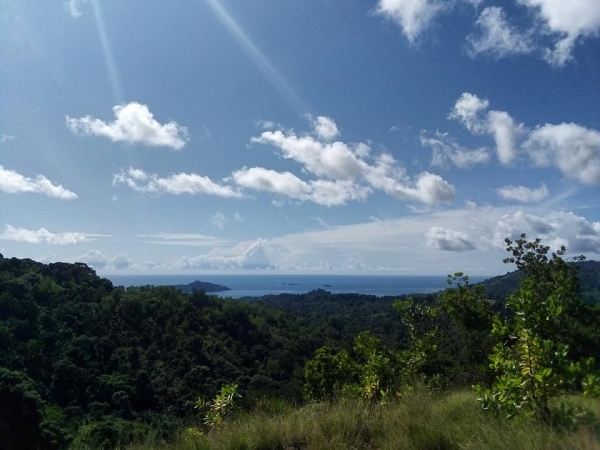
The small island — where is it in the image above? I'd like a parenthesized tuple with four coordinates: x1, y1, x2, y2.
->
(172, 280, 231, 293)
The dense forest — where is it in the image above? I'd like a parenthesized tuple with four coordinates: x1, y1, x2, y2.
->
(1, 239, 600, 449)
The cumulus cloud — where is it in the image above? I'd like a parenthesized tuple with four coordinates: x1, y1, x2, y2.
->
(426, 227, 476, 251)
(174, 238, 273, 270)
(113, 168, 243, 197)
(494, 210, 600, 254)
(66, 102, 189, 150)
(448, 94, 600, 180)
(392, 172, 456, 204)
(232, 167, 371, 207)
(466, 7, 534, 59)
(312, 116, 340, 141)
(496, 183, 549, 203)
(519, 0, 600, 67)
(422, 131, 490, 169)
(487, 110, 526, 165)
(74, 250, 134, 271)
(450, 93, 525, 164)
(448, 92, 490, 134)
(252, 130, 369, 180)
(0, 225, 91, 245)
(374, 0, 447, 43)
(522, 123, 600, 185)
(0, 165, 78, 200)
(251, 122, 455, 205)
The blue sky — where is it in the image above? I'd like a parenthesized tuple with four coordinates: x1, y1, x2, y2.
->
(1, 0, 599, 275)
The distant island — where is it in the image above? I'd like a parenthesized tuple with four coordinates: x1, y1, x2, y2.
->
(172, 280, 231, 293)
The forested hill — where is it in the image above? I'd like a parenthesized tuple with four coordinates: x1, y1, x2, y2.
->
(480, 260, 600, 304)
(0, 255, 324, 449)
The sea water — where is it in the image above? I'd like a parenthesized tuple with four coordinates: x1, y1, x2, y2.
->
(105, 274, 488, 299)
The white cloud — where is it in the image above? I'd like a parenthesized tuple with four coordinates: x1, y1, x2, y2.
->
(422, 131, 491, 169)
(392, 172, 455, 204)
(426, 226, 476, 251)
(211, 212, 226, 229)
(496, 183, 549, 203)
(232, 167, 371, 207)
(113, 168, 243, 197)
(0, 225, 89, 245)
(252, 130, 368, 180)
(234, 212, 244, 221)
(140, 233, 232, 247)
(112, 253, 133, 270)
(66, 0, 86, 18)
(74, 250, 134, 271)
(66, 102, 189, 150)
(252, 122, 455, 205)
(487, 110, 525, 165)
(374, 0, 447, 43)
(449, 94, 600, 178)
(448, 92, 489, 134)
(0, 134, 16, 143)
(466, 7, 534, 59)
(494, 209, 600, 254)
(522, 123, 600, 185)
(0, 165, 78, 200)
(174, 238, 274, 270)
(267, 205, 600, 273)
(38, 252, 58, 263)
(450, 93, 525, 164)
(312, 116, 340, 141)
(518, 0, 600, 67)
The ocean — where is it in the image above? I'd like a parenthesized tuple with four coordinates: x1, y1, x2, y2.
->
(104, 274, 488, 299)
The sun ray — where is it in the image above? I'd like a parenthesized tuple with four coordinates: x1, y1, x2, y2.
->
(205, 0, 310, 114)
(91, 0, 123, 105)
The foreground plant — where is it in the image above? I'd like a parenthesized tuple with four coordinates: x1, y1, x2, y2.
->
(474, 235, 600, 425)
(195, 383, 240, 430)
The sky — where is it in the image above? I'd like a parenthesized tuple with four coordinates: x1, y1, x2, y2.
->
(0, 0, 599, 275)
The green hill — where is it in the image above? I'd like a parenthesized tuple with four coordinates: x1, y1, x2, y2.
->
(480, 260, 600, 304)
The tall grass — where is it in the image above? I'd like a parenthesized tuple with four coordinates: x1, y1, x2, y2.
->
(128, 390, 600, 450)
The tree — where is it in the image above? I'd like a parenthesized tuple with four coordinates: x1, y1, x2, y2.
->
(0, 368, 52, 450)
(439, 273, 494, 381)
(474, 235, 599, 424)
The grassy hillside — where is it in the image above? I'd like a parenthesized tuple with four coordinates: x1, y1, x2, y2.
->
(129, 391, 600, 450)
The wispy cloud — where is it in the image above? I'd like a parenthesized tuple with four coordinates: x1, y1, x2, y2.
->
(211, 212, 226, 229)
(66, 0, 87, 18)
(0, 224, 108, 245)
(496, 183, 549, 203)
(140, 233, 232, 247)
(466, 7, 534, 59)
